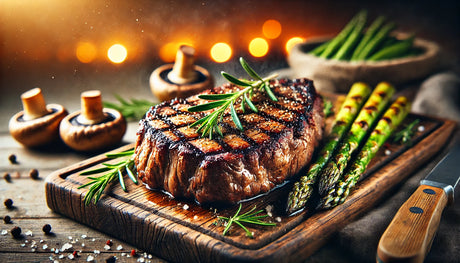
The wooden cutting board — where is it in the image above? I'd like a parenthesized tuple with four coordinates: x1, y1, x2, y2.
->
(45, 103, 456, 263)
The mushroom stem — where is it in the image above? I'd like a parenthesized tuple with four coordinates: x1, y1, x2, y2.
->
(167, 45, 198, 84)
(77, 90, 106, 125)
(21, 88, 50, 121)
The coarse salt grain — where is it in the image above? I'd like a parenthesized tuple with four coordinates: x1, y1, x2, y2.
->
(385, 149, 392, 156)
(87, 255, 94, 262)
(68, 236, 73, 240)
(1, 230, 7, 235)
(59, 254, 64, 259)
(275, 217, 282, 223)
(93, 250, 100, 254)
(193, 215, 198, 220)
(116, 245, 123, 250)
(81, 234, 87, 239)
(68, 253, 75, 260)
(61, 243, 73, 251)
(418, 125, 425, 132)
(183, 204, 189, 210)
(25, 230, 33, 236)
(104, 244, 111, 250)
(137, 257, 145, 262)
(43, 244, 48, 250)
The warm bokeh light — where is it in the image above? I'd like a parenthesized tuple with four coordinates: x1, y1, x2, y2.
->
(107, 44, 127, 64)
(76, 42, 97, 63)
(248, 38, 269, 57)
(210, 42, 232, 63)
(262, 19, 282, 39)
(159, 41, 194, 63)
(285, 37, 305, 54)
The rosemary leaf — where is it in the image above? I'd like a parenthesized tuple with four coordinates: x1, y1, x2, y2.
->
(187, 100, 228, 112)
(230, 103, 243, 131)
(80, 167, 111, 175)
(221, 72, 252, 87)
(244, 94, 258, 112)
(198, 93, 237, 100)
(240, 57, 263, 81)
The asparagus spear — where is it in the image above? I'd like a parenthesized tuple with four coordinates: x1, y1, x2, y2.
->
(286, 82, 372, 214)
(319, 10, 367, 59)
(320, 96, 411, 209)
(332, 11, 368, 60)
(350, 16, 386, 61)
(317, 82, 395, 196)
(354, 22, 396, 60)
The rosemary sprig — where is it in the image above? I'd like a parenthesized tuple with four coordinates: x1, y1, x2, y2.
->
(392, 119, 420, 145)
(188, 57, 278, 138)
(79, 149, 137, 205)
(103, 95, 154, 120)
(217, 203, 276, 238)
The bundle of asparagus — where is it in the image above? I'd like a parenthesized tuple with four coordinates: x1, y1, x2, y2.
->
(310, 10, 418, 61)
(286, 82, 410, 214)
(319, 96, 411, 209)
(318, 82, 395, 196)
(287, 82, 372, 214)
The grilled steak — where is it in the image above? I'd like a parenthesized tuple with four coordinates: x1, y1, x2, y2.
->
(134, 78, 324, 204)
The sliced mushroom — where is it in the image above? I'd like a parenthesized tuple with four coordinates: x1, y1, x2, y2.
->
(59, 90, 126, 152)
(9, 88, 68, 148)
(150, 45, 214, 101)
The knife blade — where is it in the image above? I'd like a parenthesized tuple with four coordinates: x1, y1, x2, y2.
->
(377, 143, 460, 263)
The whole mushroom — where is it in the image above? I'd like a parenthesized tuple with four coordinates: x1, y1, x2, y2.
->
(59, 90, 126, 152)
(9, 88, 68, 148)
(150, 45, 214, 101)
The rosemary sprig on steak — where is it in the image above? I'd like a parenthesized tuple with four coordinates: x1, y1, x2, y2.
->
(286, 82, 372, 214)
(320, 96, 410, 209)
(317, 82, 395, 196)
(217, 203, 276, 238)
(188, 57, 278, 138)
(79, 149, 137, 205)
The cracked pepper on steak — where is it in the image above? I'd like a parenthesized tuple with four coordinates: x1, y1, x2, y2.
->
(134, 78, 324, 204)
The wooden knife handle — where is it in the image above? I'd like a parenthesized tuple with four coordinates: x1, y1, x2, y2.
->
(377, 185, 448, 263)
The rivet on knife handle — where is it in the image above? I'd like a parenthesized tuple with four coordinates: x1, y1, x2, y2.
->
(376, 185, 448, 263)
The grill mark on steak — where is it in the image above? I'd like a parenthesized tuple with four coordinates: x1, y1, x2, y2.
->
(135, 78, 324, 204)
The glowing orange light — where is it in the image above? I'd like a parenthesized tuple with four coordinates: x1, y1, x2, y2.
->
(107, 44, 127, 64)
(159, 41, 194, 62)
(248, 38, 269, 57)
(285, 37, 305, 54)
(76, 42, 97, 63)
(210, 42, 232, 63)
(262, 19, 282, 39)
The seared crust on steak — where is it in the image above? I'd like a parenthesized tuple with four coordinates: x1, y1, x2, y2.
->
(134, 78, 324, 204)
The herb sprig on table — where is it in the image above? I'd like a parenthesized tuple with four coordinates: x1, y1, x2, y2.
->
(79, 148, 136, 205)
(103, 95, 155, 121)
(188, 57, 278, 139)
(216, 203, 276, 238)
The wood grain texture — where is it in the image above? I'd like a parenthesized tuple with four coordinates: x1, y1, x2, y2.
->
(44, 111, 456, 263)
(377, 185, 448, 263)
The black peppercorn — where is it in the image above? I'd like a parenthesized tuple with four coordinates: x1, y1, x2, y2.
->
(3, 215, 11, 224)
(11, 226, 21, 238)
(29, 169, 39, 180)
(105, 255, 116, 263)
(8, 154, 17, 164)
(3, 173, 11, 182)
(42, 224, 52, 234)
(4, 199, 13, 209)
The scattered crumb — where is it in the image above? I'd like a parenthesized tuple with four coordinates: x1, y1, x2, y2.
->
(418, 125, 425, 132)
(183, 204, 189, 210)
(275, 217, 282, 223)
(385, 149, 392, 156)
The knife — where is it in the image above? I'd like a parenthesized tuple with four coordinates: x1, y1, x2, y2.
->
(377, 143, 460, 263)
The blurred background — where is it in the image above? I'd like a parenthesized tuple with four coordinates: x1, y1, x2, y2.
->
(1, 0, 459, 131)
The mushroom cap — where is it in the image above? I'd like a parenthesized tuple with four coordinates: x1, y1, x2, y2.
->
(9, 104, 68, 148)
(149, 64, 214, 102)
(59, 108, 127, 152)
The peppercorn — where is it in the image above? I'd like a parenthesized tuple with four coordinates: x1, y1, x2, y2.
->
(72, 251, 78, 258)
(106, 239, 113, 246)
(42, 224, 52, 234)
(29, 169, 39, 180)
(11, 226, 21, 238)
(105, 255, 116, 263)
(4, 199, 13, 209)
(8, 154, 17, 164)
(3, 173, 11, 182)
(3, 215, 11, 224)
